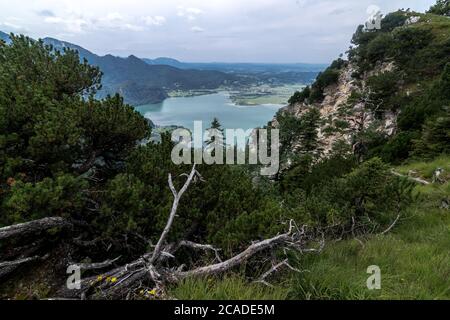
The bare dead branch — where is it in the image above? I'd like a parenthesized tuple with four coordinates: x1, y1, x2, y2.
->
(70, 256, 121, 271)
(174, 230, 294, 279)
(255, 259, 305, 287)
(381, 213, 401, 235)
(391, 170, 430, 185)
(0, 256, 41, 268)
(259, 259, 289, 281)
(0, 255, 49, 279)
(150, 164, 197, 265)
(179, 240, 222, 262)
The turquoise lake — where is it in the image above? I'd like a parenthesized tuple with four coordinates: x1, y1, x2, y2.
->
(135, 92, 283, 131)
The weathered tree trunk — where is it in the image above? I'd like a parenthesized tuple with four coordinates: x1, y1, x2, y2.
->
(174, 232, 293, 279)
(66, 163, 314, 300)
(0, 217, 69, 240)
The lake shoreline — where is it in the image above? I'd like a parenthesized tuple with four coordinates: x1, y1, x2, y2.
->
(135, 91, 283, 132)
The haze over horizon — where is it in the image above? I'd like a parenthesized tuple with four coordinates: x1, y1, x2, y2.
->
(0, 0, 436, 64)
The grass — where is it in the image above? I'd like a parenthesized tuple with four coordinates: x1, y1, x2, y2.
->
(396, 155, 450, 180)
(288, 157, 450, 300)
(171, 157, 450, 300)
(417, 13, 450, 43)
(288, 206, 450, 300)
(169, 276, 289, 300)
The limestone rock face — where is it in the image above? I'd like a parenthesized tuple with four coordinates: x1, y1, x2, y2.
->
(272, 61, 399, 156)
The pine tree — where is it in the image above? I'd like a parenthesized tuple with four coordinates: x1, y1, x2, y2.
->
(298, 108, 322, 157)
(205, 117, 225, 146)
(0, 34, 149, 226)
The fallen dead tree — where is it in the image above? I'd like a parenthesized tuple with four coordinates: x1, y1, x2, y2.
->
(62, 164, 321, 300)
(391, 170, 430, 185)
(0, 256, 43, 268)
(0, 218, 70, 280)
(0, 245, 50, 280)
(0, 256, 44, 279)
(0, 217, 69, 240)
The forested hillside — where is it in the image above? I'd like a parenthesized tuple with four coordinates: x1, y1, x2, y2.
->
(0, 2, 448, 300)
(281, 10, 450, 165)
(43, 38, 236, 105)
(0, 35, 235, 105)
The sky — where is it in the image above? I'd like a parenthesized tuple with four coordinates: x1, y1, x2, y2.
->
(0, 0, 437, 63)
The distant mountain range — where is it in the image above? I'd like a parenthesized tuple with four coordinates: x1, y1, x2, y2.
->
(2, 32, 236, 105)
(42, 38, 236, 105)
(1, 31, 324, 105)
(0, 31, 11, 44)
(143, 57, 328, 73)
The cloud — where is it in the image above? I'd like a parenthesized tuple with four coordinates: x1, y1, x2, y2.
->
(43, 12, 146, 33)
(186, 8, 204, 15)
(0, 17, 28, 33)
(0, 0, 437, 62)
(97, 13, 144, 31)
(295, 0, 309, 8)
(102, 12, 124, 23)
(191, 26, 204, 33)
(177, 6, 204, 21)
(44, 16, 89, 33)
(36, 10, 55, 17)
(0, 21, 22, 31)
(122, 23, 144, 31)
(329, 7, 348, 15)
(143, 16, 166, 26)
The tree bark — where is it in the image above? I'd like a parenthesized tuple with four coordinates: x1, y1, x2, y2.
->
(0, 217, 69, 240)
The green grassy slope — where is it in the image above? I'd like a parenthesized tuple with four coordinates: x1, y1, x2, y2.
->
(171, 157, 450, 300)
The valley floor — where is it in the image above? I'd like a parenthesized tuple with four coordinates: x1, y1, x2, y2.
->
(168, 84, 306, 106)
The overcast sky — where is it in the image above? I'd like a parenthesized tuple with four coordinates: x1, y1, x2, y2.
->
(0, 0, 436, 63)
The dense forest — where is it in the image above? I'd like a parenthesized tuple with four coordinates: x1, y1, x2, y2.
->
(0, 1, 449, 299)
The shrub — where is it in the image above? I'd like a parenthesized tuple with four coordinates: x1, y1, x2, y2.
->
(428, 0, 450, 16)
(380, 11, 409, 32)
(379, 131, 418, 164)
(391, 28, 434, 66)
(1, 174, 88, 226)
(303, 158, 415, 229)
(288, 86, 311, 105)
(366, 71, 404, 112)
(413, 114, 450, 159)
(289, 59, 343, 104)
(366, 33, 394, 62)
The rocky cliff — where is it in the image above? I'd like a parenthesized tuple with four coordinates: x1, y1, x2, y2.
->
(273, 61, 398, 156)
(273, 10, 449, 160)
